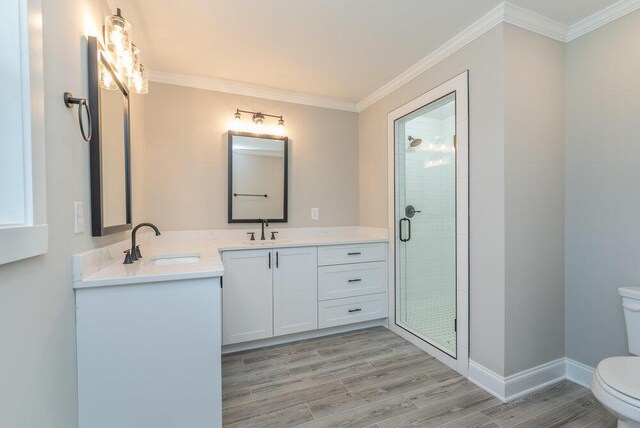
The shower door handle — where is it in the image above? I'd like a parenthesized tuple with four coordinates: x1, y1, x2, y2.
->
(399, 218, 411, 242)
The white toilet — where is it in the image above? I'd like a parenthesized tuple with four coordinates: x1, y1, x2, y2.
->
(592, 287, 640, 428)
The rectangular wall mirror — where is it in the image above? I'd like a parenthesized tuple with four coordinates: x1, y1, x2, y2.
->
(87, 36, 132, 236)
(228, 131, 288, 223)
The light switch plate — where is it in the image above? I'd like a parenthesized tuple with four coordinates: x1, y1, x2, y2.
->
(311, 208, 319, 220)
(74, 201, 84, 234)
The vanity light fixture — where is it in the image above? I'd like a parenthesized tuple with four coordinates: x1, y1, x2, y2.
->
(102, 8, 148, 95)
(229, 109, 286, 136)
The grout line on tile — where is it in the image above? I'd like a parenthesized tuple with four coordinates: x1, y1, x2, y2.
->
(305, 402, 316, 421)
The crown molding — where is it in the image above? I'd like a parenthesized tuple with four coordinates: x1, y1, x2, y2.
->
(358, 2, 571, 111)
(148, 70, 359, 112)
(567, 0, 640, 41)
(357, 2, 505, 112)
(359, 0, 640, 111)
(503, 2, 568, 42)
(143, 1, 640, 113)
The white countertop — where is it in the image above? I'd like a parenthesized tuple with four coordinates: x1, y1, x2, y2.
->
(73, 227, 388, 289)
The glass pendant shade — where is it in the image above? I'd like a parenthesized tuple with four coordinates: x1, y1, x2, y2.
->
(99, 61, 118, 90)
(129, 64, 148, 94)
(104, 9, 132, 59)
(117, 46, 135, 77)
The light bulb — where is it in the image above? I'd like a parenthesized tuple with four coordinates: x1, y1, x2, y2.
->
(232, 112, 242, 130)
(105, 9, 132, 61)
(99, 62, 118, 90)
(128, 64, 148, 94)
(275, 117, 286, 136)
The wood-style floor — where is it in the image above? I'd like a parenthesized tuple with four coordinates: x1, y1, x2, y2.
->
(222, 327, 615, 428)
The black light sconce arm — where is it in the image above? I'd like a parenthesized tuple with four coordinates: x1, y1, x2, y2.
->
(64, 92, 92, 142)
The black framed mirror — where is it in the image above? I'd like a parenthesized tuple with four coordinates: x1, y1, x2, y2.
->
(87, 36, 132, 236)
(228, 131, 288, 223)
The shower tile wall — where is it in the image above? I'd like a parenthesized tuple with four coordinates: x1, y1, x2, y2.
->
(401, 117, 456, 301)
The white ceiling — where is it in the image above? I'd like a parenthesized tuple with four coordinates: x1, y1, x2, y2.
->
(510, 0, 617, 24)
(116, 0, 622, 104)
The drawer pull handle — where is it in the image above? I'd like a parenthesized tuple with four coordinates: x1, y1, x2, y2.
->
(348, 278, 362, 283)
(348, 308, 362, 313)
(348, 252, 362, 256)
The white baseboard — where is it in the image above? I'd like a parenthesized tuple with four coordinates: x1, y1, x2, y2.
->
(222, 318, 387, 354)
(566, 358, 596, 388)
(469, 358, 584, 402)
(469, 360, 509, 401)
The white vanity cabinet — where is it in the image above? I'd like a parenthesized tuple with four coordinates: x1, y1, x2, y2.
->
(222, 246, 318, 345)
(222, 249, 274, 345)
(75, 277, 222, 428)
(317, 243, 388, 329)
(273, 247, 318, 336)
(222, 241, 388, 347)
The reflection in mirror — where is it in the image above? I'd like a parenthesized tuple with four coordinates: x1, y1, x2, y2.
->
(228, 132, 288, 223)
(100, 77, 127, 227)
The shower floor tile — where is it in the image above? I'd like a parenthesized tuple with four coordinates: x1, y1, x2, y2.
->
(403, 293, 456, 353)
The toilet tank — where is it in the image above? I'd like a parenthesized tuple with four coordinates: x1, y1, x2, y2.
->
(619, 287, 640, 355)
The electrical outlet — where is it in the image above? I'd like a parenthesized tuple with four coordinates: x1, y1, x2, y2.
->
(74, 201, 84, 234)
(311, 208, 319, 220)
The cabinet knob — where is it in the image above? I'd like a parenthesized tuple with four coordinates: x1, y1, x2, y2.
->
(348, 278, 362, 283)
(348, 252, 362, 256)
(348, 308, 362, 313)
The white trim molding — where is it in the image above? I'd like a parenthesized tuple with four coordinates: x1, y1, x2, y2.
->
(470, 358, 597, 402)
(503, 2, 568, 42)
(357, 2, 570, 111)
(358, 4, 504, 111)
(566, 358, 596, 388)
(386, 71, 470, 377)
(470, 358, 569, 402)
(145, 1, 640, 113)
(148, 70, 359, 113)
(567, 0, 640, 41)
(0, 0, 48, 266)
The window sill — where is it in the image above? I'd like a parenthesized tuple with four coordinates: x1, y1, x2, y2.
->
(0, 224, 48, 265)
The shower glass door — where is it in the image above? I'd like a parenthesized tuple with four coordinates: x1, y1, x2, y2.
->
(395, 92, 457, 357)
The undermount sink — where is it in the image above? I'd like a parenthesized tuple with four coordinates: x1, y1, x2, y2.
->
(242, 240, 291, 245)
(151, 255, 201, 266)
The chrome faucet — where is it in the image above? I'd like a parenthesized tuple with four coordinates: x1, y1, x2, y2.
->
(127, 222, 161, 263)
(260, 219, 269, 240)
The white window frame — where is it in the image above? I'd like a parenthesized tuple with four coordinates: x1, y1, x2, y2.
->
(0, 0, 47, 265)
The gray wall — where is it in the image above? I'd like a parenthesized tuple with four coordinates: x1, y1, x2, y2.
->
(565, 10, 640, 368)
(143, 83, 359, 230)
(359, 25, 508, 375)
(359, 24, 567, 376)
(0, 0, 146, 427)
(504, 24, 566, 375)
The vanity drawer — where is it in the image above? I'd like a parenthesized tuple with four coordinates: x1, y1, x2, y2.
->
(317, 243, 386, 266)
(318, 293, 387, 329)
(318, 262, 386, 301)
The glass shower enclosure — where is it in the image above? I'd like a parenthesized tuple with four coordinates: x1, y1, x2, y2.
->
(395, 92, 458, 357)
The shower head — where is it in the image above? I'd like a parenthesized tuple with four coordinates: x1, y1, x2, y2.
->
(408, 136, 422, 147)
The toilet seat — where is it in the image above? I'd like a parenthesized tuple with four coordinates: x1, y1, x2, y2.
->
(592, 357, 640, 427)
(597, 357, 640, 402)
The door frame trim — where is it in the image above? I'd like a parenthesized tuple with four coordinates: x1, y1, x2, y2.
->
(386, 70, 470, 376)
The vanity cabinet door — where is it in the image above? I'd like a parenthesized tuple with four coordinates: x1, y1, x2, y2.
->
(273, 247, 318, 336)
(222, 249, 273, 345)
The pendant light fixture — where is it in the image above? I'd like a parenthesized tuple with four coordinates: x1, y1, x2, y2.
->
(104, 9, 131, 63)
(101, 8, 148, 95)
